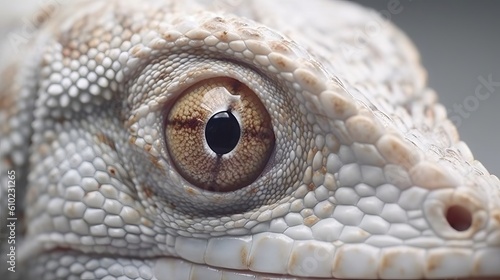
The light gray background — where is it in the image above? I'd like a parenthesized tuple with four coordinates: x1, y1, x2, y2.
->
(352, 0, 500, 175)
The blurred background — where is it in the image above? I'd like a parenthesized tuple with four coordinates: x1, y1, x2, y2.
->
(352, 0, 500, 175)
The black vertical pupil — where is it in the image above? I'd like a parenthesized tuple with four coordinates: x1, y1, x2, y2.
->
(205, 110, 241, 155)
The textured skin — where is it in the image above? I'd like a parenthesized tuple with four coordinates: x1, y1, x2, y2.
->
(1, 0, 500, 279)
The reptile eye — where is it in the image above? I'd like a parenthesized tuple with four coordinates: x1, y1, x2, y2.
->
(165, 77, 275, 192)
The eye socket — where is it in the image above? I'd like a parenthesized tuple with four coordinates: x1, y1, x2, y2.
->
(165, 77, 275, 192)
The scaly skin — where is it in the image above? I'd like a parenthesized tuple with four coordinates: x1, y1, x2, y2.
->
(1, 0, 500, 279)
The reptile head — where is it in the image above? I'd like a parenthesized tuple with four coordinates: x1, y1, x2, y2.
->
(1, 0, 499, 279)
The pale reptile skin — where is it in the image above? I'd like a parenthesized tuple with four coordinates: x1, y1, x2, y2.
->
(1, 0, 500, 279)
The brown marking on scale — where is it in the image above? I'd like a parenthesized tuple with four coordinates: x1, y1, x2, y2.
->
(142, 184, 154, 198)
(161, 32, 175, 41)
(240, 28, 262, 39)
(380, 250, 422, 277)
(321, 203, 334, 215)
(90, 25, 105, 39)
(269, 41, 291, 54)
(249, 187, 258, 195)
(64, 202, 80, 218)
(128, 125, 137, 135)
(37, 143, 50, 157)
(161, 32, 179, 42)
(130, 45, 149, 59)
(425, 106, 436, 124)
(87, 37, 101, 49)
(107, 166, 117, 176)
(125, 114, 139, 128)
(307, 182, 316, 191)
(93, 52, 106, 65)
(149, 155, 164, 171)
(493, 210, 500, 225)
(289, 251, 297, 271)
(311, 146, 319, 155)
(166, 202, 175, 210)
(332, 248, 343, 272)
(96, 132, 116, 151)
(131, 41, 150, 58)
(320, 166, 327, 175)
(100, 32, 113, 45)
(186, 187, 197, 196)
(202, 17, 227, 32)
(216, 30, 230, 42)
(307, 146, 319, 163)
(331, 94, 351, 117)
(380, 252, 391, 272)
(141, 218, 154, 228)
(212, 193, 225, 203)
(144, 144, 152, 152)
(359, 229, 370, 238)
(297, 70, 319, 90)
(273, 55, 288, 69)
(246, 253, 254, 268)
(426, 252, 442, 272)
(154, 70, 170, 84)
(304, 215, 319, 226)
(383, 136, 417, 169)
(453, 190, 481, 207)
(129, 136, 137, 145)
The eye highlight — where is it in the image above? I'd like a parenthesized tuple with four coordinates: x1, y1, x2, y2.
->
(165, 77, 275, 192)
